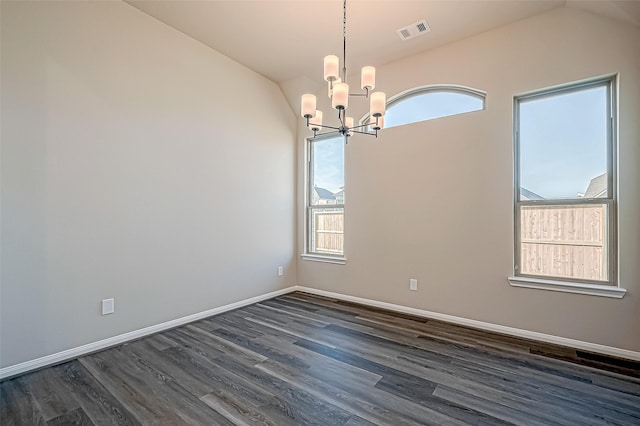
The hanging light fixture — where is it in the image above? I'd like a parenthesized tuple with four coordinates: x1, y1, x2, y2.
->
(300, 0, 386, 143)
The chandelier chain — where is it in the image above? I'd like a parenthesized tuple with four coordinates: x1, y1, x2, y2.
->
(342, 0, 347, 82)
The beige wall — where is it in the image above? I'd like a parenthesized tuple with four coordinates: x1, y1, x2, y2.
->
(1, 1, 297, 367)
(297, 7, 640, 352)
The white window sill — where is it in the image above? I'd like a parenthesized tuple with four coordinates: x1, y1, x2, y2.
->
(300, 254, 347, 265)
(508, 276, 626, 299)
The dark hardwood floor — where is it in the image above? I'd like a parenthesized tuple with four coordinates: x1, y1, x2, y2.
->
(2, 291, 639, 425)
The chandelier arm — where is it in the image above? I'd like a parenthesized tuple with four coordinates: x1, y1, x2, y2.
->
(311, 129, 344, 139)
(310, 122, 374, 133)
(348, 87, 371, 98)
(310, 128, 377, 140)
(315, 124, 344, 132)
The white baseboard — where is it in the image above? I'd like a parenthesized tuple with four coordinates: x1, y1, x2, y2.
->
(294, 286, 640, 362)
(0, 287, 297, 381)
(2, 284, 638, 381)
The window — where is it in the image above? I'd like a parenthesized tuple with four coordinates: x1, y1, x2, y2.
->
(306, 135, 345, 259)
(361, 85, 485, 129)
(513, 76, 617, 289)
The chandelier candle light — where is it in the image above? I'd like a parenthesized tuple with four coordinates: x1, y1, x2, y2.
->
(301, 0, 386, 143)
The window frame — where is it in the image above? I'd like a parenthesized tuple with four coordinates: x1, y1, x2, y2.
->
(359, 84, 486, 128)
(302, 135, 346, 264)
(511, 75, 622, 296)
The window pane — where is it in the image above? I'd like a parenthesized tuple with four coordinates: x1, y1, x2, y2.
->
(308, 135, 345, 256)
(519, 204, 608, 281)
(384, 91, 483, 128)
(309, 207, 344, 255)
(310, 136, 344, 206)
(519, 86, 608, 200)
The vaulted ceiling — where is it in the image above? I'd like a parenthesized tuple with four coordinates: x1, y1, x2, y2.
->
(125, 0, 640, 107)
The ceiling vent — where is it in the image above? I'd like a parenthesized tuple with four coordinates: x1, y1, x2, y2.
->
(397, 19, 431, 41)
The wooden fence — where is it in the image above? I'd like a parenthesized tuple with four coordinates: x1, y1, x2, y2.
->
(311, 204, 607, 281)
(520, 204, 607, 281)
(313, 211, 344, 254)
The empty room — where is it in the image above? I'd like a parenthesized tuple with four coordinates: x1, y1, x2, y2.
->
(1, 0, 639, 424)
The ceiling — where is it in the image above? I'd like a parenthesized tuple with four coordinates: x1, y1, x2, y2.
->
(125, 0, 640, 105)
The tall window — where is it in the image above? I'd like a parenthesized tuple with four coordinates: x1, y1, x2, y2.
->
(514, 76, 616, 284)
(307, 135, 344, 257)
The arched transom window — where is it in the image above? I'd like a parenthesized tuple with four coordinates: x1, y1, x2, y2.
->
(362, 85, 486, 129)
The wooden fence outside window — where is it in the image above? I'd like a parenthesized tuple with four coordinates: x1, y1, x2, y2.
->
(313, 211, 344, 254)
(520, 204, 607, 281)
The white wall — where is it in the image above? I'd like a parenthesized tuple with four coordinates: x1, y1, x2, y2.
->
(1, 0, 296, 368)
(297, 7, 640, 352)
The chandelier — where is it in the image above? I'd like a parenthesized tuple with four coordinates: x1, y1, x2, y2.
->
(300, 0, 386, 142)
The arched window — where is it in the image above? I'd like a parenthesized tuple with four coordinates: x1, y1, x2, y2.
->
(361, 85, 486, 129)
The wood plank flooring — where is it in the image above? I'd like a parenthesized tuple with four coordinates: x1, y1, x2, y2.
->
(2, 291, 640, 425)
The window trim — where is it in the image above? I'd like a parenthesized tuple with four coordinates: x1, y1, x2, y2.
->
(359, 84, 486, 127)
(510, 74, 623, 297)
(303, 135, 346, 262)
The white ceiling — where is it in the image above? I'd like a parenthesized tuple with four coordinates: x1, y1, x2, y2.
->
(125, 0, 640, 106)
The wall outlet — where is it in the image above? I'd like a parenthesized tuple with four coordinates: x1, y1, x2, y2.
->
(409, 279, 418, 291)
(278, 266, 284, 276)
(101, 298, 115, 315)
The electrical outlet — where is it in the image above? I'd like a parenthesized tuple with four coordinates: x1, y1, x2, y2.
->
(278, 266, 284, 276)
(409, 279, 418, 291)
(101, 298, 115, 315)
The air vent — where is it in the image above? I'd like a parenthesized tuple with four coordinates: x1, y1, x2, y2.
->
(397, 19, 431, 41)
